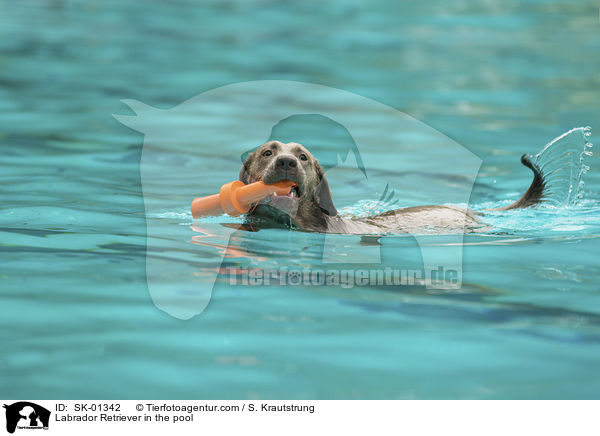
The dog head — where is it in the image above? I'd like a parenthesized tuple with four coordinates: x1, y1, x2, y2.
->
(239, 141, 337, 230)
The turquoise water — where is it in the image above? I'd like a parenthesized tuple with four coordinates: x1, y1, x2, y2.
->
(1, 1, 600, 399)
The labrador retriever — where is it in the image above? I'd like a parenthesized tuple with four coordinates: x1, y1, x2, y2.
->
(239, 141, 543, 234)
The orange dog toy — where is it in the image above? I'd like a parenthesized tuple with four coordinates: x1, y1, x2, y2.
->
(191, 180, 297, 218)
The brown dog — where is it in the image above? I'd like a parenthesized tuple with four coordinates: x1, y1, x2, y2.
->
(239, 141, 542, 234)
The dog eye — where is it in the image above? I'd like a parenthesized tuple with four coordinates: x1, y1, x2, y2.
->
(299, 154, 308, 161)
(262, 150, 272, 157)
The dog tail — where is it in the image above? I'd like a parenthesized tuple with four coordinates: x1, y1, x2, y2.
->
(488, 127, 593, 211)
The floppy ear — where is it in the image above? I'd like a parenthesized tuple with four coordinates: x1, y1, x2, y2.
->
(239, 153, 254, 184)
(314, 163, 338, 216)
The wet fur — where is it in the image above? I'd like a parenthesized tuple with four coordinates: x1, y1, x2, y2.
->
(485, 154, 545, 211)
(240, 141, 543, 234)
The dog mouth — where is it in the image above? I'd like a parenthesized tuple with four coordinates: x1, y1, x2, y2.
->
(262, 182, 302, 204)
(251, 175, 304, 216)
(261, 173, 303, 200)
(273, 184, 301, 198)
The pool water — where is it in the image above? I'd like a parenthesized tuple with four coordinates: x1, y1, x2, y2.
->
(1, 0, 600, 399)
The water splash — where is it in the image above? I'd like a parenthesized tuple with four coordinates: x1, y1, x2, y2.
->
(525, 126, 593, 207)
(338, 199, 396, 218)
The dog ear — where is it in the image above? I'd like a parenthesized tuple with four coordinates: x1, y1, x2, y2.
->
(314, 163, 338, 216)
(239, 153, 254, 184)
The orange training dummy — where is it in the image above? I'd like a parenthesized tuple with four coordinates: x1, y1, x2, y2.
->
(191, 180, 297, 218)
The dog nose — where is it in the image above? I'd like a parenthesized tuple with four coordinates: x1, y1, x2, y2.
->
(275, 156, 297, 170)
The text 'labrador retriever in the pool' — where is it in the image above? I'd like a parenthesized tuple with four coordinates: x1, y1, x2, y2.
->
(237, 140, 552, 234)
